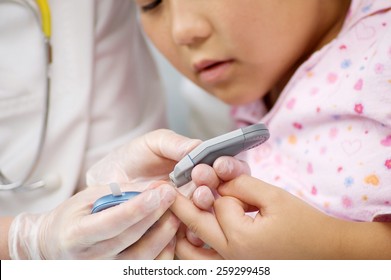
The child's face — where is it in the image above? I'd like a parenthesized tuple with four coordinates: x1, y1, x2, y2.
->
(136, 0, 349, 105)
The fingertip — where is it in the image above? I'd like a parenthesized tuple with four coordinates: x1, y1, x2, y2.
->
(192, 164, 219, 189)
(142, 188, 162, 212)
(193, 186, 214, 210)
(141, 183, 176, 213)
(214, 157, 234, 176)
(159, 183, 178, 205)
(213, 157, 251, 180)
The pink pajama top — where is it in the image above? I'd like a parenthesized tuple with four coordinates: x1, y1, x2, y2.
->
(232, 0, 391, 222)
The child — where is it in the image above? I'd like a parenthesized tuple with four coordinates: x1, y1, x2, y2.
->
(135, 0, 391, 259)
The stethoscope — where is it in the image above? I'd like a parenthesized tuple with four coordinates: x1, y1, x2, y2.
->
(0, 0, 52, 191)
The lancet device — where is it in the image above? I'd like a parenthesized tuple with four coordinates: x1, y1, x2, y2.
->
(169, 123, 270, 187)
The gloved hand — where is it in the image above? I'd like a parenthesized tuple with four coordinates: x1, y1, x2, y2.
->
(8, 182, 178, 259)
(84, 129, 202, 258)
(87, 129, 201, 197)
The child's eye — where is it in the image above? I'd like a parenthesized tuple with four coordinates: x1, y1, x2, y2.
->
(141, 0, 162, 12)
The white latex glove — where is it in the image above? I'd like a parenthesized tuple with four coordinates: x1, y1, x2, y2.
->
(8, 182, 178, 259)
(87, 129, 202, 197)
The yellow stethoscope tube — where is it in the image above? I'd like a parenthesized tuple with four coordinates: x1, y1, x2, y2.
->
(35, 0, 51, 39)
(0, 0, 53, 190)
(36, 0, 52, 63)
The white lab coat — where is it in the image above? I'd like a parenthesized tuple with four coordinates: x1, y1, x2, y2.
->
(0, 0, 166, 215)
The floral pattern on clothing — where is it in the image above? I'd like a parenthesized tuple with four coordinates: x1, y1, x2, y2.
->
(231, 0, 391, 221)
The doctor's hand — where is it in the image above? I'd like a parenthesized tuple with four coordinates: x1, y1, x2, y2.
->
(87, 129, 201, 197)
(171, 175, 340, 260)
(8, 182, 179, 259)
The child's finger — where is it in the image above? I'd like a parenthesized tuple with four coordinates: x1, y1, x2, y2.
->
(213, 156, 251, 181)
(213, 196, 255, 239)
(218, 175, 279, 212)
(192, 164, 221, 190)
(170, 189, 228, 252)
(176, 225, 223, 260)
(192, 185, 215, 210)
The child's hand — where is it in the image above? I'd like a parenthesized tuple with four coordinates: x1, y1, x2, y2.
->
(191, 156, 251, 209)
(171, 174, 341, 259)
(187, 156, 251, 246)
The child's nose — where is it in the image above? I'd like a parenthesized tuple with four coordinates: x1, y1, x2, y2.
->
(171, 2, 212, 46)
